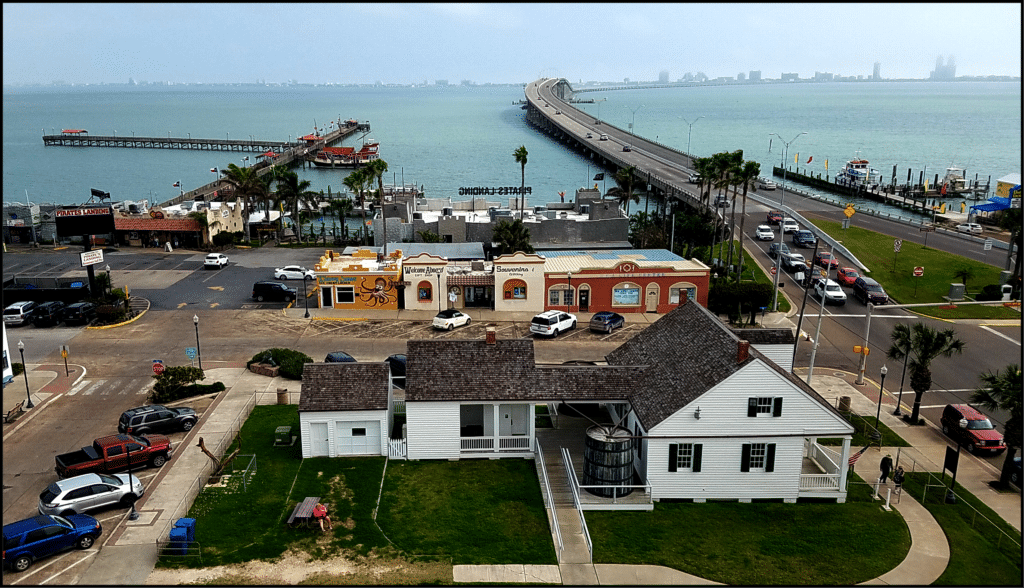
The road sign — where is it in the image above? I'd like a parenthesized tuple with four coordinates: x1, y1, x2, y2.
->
(984, 239, 993, 251)
(59, 345, 69, 358)
(185, 347, 197, 360)
(844, 205, 855, 218)
(770, 266, 777, 276)
(913, 266, 924, 277)
(894, 239, 902, 252)
(153, 362, 165, 375)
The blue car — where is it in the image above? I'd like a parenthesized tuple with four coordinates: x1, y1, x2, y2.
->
(589, 311, 625, 334)
(3, 514, 102, 572)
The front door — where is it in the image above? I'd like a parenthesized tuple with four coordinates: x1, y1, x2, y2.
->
(579, 288, 590, 312)
(646, 285, 659, 312)
(310, 422, 329, 456)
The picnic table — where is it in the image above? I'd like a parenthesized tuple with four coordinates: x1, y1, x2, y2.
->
(287, 496, 328, 528)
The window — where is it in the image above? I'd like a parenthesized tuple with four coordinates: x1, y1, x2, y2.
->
(669, 286, 697, 304)
(352, 428, 366, 436)
(613, 287, 640, 305)
(740, 443, 776, 472)
(563, 289, 574, 306)
(549, 289, 560, 306)
(336, 286, 355, 304)
(748, 397, 783, 417)
(106, 445, 124, 456)
(668, 443, 702, 472)
(418, 281, 432, 302)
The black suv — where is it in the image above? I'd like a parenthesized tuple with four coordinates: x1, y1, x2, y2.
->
(852, 276, 888, 305)
(62, 302, 98, 325)
(251, 281, 297, 302)
(792, 230, 817, 248)
(31, 301, 67, 327)
(118, 405, 198, 435)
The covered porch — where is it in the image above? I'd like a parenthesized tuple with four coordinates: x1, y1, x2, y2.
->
(459, 402, 534, 458)
(799, 437, 851, 502)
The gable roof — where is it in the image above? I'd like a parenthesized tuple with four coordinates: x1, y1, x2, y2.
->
(299, 363, 390, 412)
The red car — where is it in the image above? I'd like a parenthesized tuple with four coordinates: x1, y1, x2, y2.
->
(766, 211, 784, 225)
(814, 251, 840, 269)
(837, 267, 860, 287)
(941, 404, 1006, 455)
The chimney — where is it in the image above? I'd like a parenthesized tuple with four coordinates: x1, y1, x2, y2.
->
(737, 340, 750, 364)
(679, 289, 689, 306)
(485, 327, 497, 345)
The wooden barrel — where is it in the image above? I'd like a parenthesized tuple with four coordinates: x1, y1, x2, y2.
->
(582, 425, 634, 498)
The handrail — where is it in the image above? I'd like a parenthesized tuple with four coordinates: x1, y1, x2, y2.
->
(561, 447, 593, 560)
(535, 441, 563, 560)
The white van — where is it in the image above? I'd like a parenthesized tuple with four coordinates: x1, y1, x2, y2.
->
(758, 179, 777, 190)
(599, 134, 609, 141)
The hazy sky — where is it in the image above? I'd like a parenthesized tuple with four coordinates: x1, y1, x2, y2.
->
(3, 3, 1020, 85)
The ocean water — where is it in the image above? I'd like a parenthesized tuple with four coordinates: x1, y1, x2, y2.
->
(3, 82, 1019, 215)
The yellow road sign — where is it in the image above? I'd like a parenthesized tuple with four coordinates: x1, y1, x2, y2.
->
(844, 206, 855, 218)
(853, 345, 870, 355)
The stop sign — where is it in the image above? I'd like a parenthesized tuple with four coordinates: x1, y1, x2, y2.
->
(153, 362, 165, 375)
(913, 267, 924, 277)
(770, 266, 778, 276)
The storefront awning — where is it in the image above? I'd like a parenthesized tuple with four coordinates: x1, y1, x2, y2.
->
(447, 274, 494, 286)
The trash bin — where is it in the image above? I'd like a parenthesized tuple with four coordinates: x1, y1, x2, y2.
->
(168, 527, 189, 555)
(838, 396, 851, 412)
(174, 518, 196, 542)
(277, 388, 289, 405)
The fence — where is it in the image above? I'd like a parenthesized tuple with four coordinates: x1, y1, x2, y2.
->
(535, 440, 563, 561)
(388, 438, 407, 459)
(561, 448, 593, 561)
(155, 538, 202, 563)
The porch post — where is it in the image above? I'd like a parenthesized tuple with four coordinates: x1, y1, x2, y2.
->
(528, 403, 535, 451)
(493, 403, 501, 453)
(838, 437, 852, 493)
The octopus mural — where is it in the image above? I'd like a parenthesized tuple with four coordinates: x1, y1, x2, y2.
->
(358, 277, 396, 307)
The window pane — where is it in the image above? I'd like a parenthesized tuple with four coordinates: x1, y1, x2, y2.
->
(677, 443, 694, 469)
(563, 289, 574, 306)
(613, 288, 640, 305)
(549, 290, 560, 305)
(756, 397, 773, 414)
(749, 443, 767, 469)
(337, 286, 355, 304)
(670, 288, 680, 303)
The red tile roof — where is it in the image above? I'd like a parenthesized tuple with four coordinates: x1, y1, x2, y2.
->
(114, 217, 202, 232)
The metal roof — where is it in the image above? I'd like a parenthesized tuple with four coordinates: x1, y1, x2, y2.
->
(387, 242, 485, 260)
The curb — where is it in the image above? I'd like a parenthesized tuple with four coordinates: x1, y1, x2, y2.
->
(86, 298, 150, 330)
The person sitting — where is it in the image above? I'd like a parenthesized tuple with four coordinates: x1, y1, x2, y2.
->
(312, 502, 332, 532)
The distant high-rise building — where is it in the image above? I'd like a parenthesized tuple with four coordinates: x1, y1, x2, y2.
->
(737, 72, 746, 81)
(659, 70, 669, 83)
(781, 72, 799, 81)
(873, 62, 881, 81)
(930, 56, 956, 80)
(749, 70, 761, 81)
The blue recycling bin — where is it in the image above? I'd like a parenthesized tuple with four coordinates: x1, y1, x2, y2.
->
(174, 518, 196, 542)
(168, 527, 189, 555)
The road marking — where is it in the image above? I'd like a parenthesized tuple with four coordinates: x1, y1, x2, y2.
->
(65, 380, 92, 396)
(207, 285, 224, 291)
(817, 314, 920, 319)
(210, 302, 220, 308)
(80, 380, 106, 396)
(37, 550, 98, 585)
(981, 325, 1021, 346)
(177, 302, 188, 308)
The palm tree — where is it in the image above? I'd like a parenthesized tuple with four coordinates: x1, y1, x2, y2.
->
(492, 218, 534, 256)
(996, 207, 1022, 277)
(219, 163, 269, 242)
(607, 166, 640, 215)
(274, 169, 313, 242)
(970, 364, 1021, 485)
(732, 160, 761, 280)
(365, 159, 389, 248)
(343, 168, 371, 245)
(886, 322, 966, 424)
(693, 157, 715, 207)
(514, 146, 528, 219)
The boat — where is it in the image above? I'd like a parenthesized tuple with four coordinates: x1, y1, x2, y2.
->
(309, 142, 380, 168)
(940, 167, 968, 194)
(835, 157, 882, 187)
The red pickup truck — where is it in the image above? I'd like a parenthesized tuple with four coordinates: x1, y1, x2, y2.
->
(54, 434, 173, 479)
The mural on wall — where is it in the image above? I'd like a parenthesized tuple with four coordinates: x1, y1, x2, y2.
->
(358, 277, 396, 307)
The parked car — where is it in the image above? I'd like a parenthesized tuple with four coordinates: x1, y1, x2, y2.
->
(836, 267, 860, 287)
(782, 253, 808, 273)
(589, 311, 625, 334)
(251, 281, 297, 303)
(530, 310, 577, 337)
(955, 222, 983, 235)
(30, 301, 66, 327)
(715, 195, 731, 208)
(814, 251, 840, 269)
(38, 473, 144, 516)
(204, 253, 229, 269)
(385, 354, 406, 388)
(940, 404, 1006, 455)
(118, 405, 198, 435)
(781, 218, 800, 233)
(754, 225, 775, 241)
(758, 179, 777, 190)
(274, 265, 315, 280)
(4, 301, 38, 326)
(792, 230, 817, 248)
(324, 351, 356, 363)
(54, 434, 173, 479)
(852, 276, 889, 305)
(62, 302, 98, 325)
(432, 308, 471, 330)
(813, 279, 847, 305)
(766, 211, 784, 225)
(768, 242, 792, 260)
(2, 514, 102, 573)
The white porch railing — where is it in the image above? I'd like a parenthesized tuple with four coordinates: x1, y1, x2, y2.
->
(800, 473, 841, 490)
(461, 437, 494, 450)
(388, 438, 407, 459)
(393, 400, 406, 415)
(808, 442, 841, 474)
(460, 436, 533, 452)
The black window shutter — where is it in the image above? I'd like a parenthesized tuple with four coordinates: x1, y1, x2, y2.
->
(693, 444, 703, 472)
(773, 397, 783, 417)
(668, 443, 678, 472)
(766, 443, 776, 472)
(740, 443, 751, 472)
(748, 397, 758, 417)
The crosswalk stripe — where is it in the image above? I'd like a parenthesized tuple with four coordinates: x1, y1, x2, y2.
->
(66, 380, 91, 396)
(81, 380, 106, 396)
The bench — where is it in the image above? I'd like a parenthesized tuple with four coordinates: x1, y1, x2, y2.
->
(4, 401, 25, 424)
(287, 497, 329, 528)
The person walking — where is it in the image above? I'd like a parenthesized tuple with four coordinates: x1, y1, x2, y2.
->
(879, 454, 893, 484)
(892, 466, 905, 495)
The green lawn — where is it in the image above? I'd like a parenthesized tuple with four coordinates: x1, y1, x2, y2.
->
(810, 220, 1019, 319)
(586, 475, 910, 585)
(819, 410, 912, 448)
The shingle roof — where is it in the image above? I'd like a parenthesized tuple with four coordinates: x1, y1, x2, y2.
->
(299, 363, 390, 412)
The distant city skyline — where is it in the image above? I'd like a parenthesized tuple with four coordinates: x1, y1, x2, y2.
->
(3, 3, 1020, 86)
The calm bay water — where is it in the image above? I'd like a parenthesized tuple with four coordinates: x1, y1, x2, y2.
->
(3, 82, 1019, 215)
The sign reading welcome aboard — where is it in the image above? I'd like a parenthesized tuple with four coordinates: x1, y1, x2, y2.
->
(458, 186, 532, 196)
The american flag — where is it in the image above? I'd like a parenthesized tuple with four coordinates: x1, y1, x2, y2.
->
(848, 445, 870, 466)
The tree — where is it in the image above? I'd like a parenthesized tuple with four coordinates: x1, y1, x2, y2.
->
(417, 229, 443, 243)
(219, 163, 269, 242)
(365, 159, 389, 247)
(492, 219, 534, 256)
(996, 207, 1023, 277)
(343, 168, 371, 245)
(952, 265, 976, 295)
(970, 364, 1022, 485)
(886, 322, 966, 423)
(607, 166, 640, 215)
(629, 211, 667, 249)
(733, 160, 761, 281)
(274, 169, 313, 241)
(514, 146, 528, 219)
(693, 157, 715, 207)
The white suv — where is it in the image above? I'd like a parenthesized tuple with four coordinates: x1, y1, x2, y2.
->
(530, 310, 577, 337)
(204, 253, 229, 269)
(813, 279, 848, 305)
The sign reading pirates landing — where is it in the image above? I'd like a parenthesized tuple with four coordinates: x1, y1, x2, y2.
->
(55, 205, 115, 237)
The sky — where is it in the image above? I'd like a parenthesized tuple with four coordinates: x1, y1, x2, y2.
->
(3, 3, 1021, 86)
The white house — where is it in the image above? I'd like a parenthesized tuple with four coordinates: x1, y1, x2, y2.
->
(298, 362, 394, 458)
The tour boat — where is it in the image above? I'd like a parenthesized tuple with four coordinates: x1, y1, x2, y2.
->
(309, 142, 379, 168)
(835, 158, 882, 187)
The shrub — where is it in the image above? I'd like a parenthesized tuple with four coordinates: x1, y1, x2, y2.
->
(212, 231, 235, 248)
(151, 366, 205, 403)
(246, 348, 313, 380)
(12, 363, 24, 377)
(95, 303, 128, 325)
(975, 284, 1004, 302)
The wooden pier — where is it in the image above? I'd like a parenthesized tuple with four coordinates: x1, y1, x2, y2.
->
(42, 134, 296, 152)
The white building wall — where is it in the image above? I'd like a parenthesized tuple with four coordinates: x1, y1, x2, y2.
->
(299, 409, 388, 458)
(752, 343, 793, 371)
(406, 401, 462, 460)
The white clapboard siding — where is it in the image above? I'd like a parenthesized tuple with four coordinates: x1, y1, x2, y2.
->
(406, 401, 461, 460)
(299, 409, 388, 458)
(752, 343, 794, 371)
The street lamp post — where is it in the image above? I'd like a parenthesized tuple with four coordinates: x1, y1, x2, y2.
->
(17, 341, 34, 409)
(625, 105, 644, 135)
(566, 272, 572, 312)
(302, 276, 310, 319)
(105, 264, 111, 297)
(768, 132, 807, 311)
(872, 365, 888, 439)
(945, 417, 968, 503)
(681, 116, 704, 160)
(594, 98, 607, 124)
(193, 314, 203, 371)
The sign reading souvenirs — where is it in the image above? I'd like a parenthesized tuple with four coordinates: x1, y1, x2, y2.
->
(55, 205, 115, 237)
(458, 186, 532, 196)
